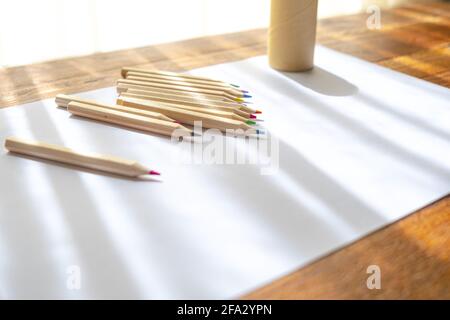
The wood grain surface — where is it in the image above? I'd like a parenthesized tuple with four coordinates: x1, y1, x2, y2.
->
(0, 0, 448, 299)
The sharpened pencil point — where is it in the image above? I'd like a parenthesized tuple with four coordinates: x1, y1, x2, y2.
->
(231, 84, 240, 88)
(256, 129, 265, 135)
(255, 110, 262, 114)
(149, 170, 160, 176)
(250, 114, 257, 119)
(243, 94, 252, 98)
(246, 120, 256, 125)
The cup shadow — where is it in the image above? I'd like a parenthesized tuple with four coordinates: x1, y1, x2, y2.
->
(278, 66, 359, 97)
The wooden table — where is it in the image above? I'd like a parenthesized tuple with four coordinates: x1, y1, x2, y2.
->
(1, 1, 449, 299)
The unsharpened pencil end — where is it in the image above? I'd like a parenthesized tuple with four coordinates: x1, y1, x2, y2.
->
(148, 170, 161, 176)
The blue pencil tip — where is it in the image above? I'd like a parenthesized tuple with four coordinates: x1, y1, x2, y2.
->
(243, 94, 252, 98)
(242, 90, 249, 93)
(256, 129, 265, 135)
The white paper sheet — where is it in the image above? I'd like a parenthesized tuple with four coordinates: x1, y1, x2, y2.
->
(0, 46, 449, 299)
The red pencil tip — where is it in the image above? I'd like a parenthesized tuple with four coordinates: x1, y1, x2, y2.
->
(255, 110, 262, 114)
(149, 170, 160, 176)
(250, 114, 257, 119)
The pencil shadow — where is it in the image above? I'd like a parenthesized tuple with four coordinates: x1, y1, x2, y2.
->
(278, 66, 359, 97)
(5, 153, 161, 182)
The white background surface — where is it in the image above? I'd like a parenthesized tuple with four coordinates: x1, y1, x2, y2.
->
(0, 46, 449, 299)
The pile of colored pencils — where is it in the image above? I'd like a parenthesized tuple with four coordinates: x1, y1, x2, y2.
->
(5, 68, 263, 178)
(55, 68, 263, 138)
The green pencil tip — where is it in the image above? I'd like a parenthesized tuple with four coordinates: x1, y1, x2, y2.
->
(246, 120, 256, 126)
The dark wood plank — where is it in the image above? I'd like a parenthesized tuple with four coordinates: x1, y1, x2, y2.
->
(0, 29, 266, 108)
(242, 196, 450, 299)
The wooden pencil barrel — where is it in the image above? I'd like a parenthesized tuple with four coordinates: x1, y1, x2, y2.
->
(123, 87, 250, 111)
(118, 95, 247, 122)
(117, 79, 238, 102)
(126, 71, 236, 91)
(55, 94, 175, 122)
(117, 81, 235, 103)
(121, 67, 227, 85)
(4, 137, 148, 177)
(126, 75, 243, 97)
(67, 102, 191, 137)
(120, 92, 251, 118)
(118, 97, 253, 132)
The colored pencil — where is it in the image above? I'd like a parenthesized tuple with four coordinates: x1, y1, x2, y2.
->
(117, 79, 246, 103)
(55, 94, 175, 122)
(117, 82, 233, 103)
(117, 85, 259, 114)
(117, 97, 262, 134)
(126, 75, 247, 98)
(117, 96, 253, 123)
(4, 136, 160, 177)
(119, 91, 255, 119)
(67, 102, 192, 137)
(121, 67, 241, 89)
(125, 71, 246, 93)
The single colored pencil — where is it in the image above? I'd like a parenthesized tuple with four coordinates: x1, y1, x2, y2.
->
(55, 94, 175, 122)
(67, 102, 192, 137)
(4, 136, 160, 177)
